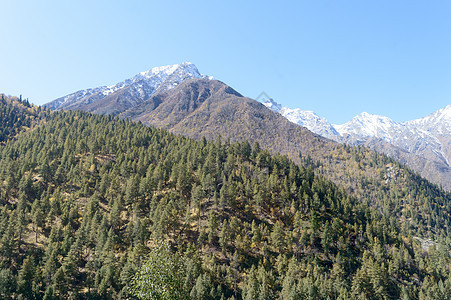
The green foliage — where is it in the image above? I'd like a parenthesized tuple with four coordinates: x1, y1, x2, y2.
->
(0, 268, 16, 298)
(0, 100, 449, 299)
(130, 241, 190, 299)
(0, 94, 47, 143)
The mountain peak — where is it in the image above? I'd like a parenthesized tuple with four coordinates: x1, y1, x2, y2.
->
(262, 98, 339, 137)
(139, 62, 200, 78)
(406, 104, 451, 133)
(140, 63, 181, 77)
(262, 98, 282, 112)
(335, 111, 400, 139)
(45, 62, 211, 113)
(354, 111, 388, 120)
(438, 104, 451, 119)
(357, 111, 371, 118)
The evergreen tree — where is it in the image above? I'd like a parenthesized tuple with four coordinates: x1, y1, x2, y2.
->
(130, 242, 190, 299)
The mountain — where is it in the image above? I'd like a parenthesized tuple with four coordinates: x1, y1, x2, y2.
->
(263, 99, 451, 190)
(52, 74, 335, 171)
(336, 108, 451, 190)
(119, 78, 335, 166)
(1, 97, 450, 299)
(262, 98, 340, 137)
(403, 105, 450, 166)
(334, 112, 405, 142)
(44, 62, 210, 116)
(336, 107, 450, 166)
(44, 63, 450, 191)
(46, 65, 450, 231)
(116, 78, 451, 237)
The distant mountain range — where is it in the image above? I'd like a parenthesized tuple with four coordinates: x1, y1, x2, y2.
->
(263, 98, 450, 190)
(45, 62, 450, 190)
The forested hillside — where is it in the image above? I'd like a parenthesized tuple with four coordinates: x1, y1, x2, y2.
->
(119, 78, 450, 241)
(0, 94, 47, 143)
(0, 104, 450, 299)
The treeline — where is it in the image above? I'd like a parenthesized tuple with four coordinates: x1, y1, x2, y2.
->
(0, 107, 449, 299)
(309, 141, 451, 241)
(0, 94, 47, 143)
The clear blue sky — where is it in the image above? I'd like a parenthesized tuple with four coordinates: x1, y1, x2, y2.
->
(1, 0, 450, 124)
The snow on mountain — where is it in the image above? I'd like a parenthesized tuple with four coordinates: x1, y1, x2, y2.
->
(262, 99, 339, 137)
(280, 107, 340, 137)
(262, 98, 282, 113)
(334, 112, 406, 142)
(260, 97, 450, 188)
(404, 105, 451, 167)
(45, 62, 209, 111)
(406, 104, 451, 135)
(335, 106, 450, 142)
(335, 106, 450, 167)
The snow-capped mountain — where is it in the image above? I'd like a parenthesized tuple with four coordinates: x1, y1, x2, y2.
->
(407, 105, 451, 136)
(262, 98, 450, 189)
(405, 105, 451, 168)
(45, 62, 210, 115)
(280, 108, 340, 137)
(336, 107, 450, 166)
(334, 112, 406, 142)
(262, 99, 339, 137)
(262, 98, 283, 113)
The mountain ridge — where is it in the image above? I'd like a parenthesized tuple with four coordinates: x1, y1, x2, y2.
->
(45, 62, 450, 190)
(263, 98, 450, 190)
(45, 75, 451, 234)
(44, 62, 210, 115)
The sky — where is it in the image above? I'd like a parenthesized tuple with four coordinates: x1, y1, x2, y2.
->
(1, 1, 450, 124)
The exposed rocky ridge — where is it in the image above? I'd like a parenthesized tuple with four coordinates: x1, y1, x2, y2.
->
(263, 99, 450, 190)
(335, 107, 450, 167)
(44, 62, 208, 116)
(120, 78, 334, 169)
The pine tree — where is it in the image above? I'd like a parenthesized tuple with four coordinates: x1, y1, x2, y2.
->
(271, 221, 285, 251)
(130, 242, 190, 299)
(17, 256, 36, 299)
(219, 220, 230, 254)
(0, 268, 16, 298)
(31, 200, 44, 243)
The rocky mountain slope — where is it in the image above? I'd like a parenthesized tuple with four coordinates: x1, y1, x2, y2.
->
(45, 67, 451, 242)
(119, 78, 334, 166)
(44, 62, 209, 115)
(336, 106, 450, 166)
(48, 73, 334, 176)
(116, 77, 451, 223)
(46, 62, 449, 189)
(263, 99, 451, 190)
